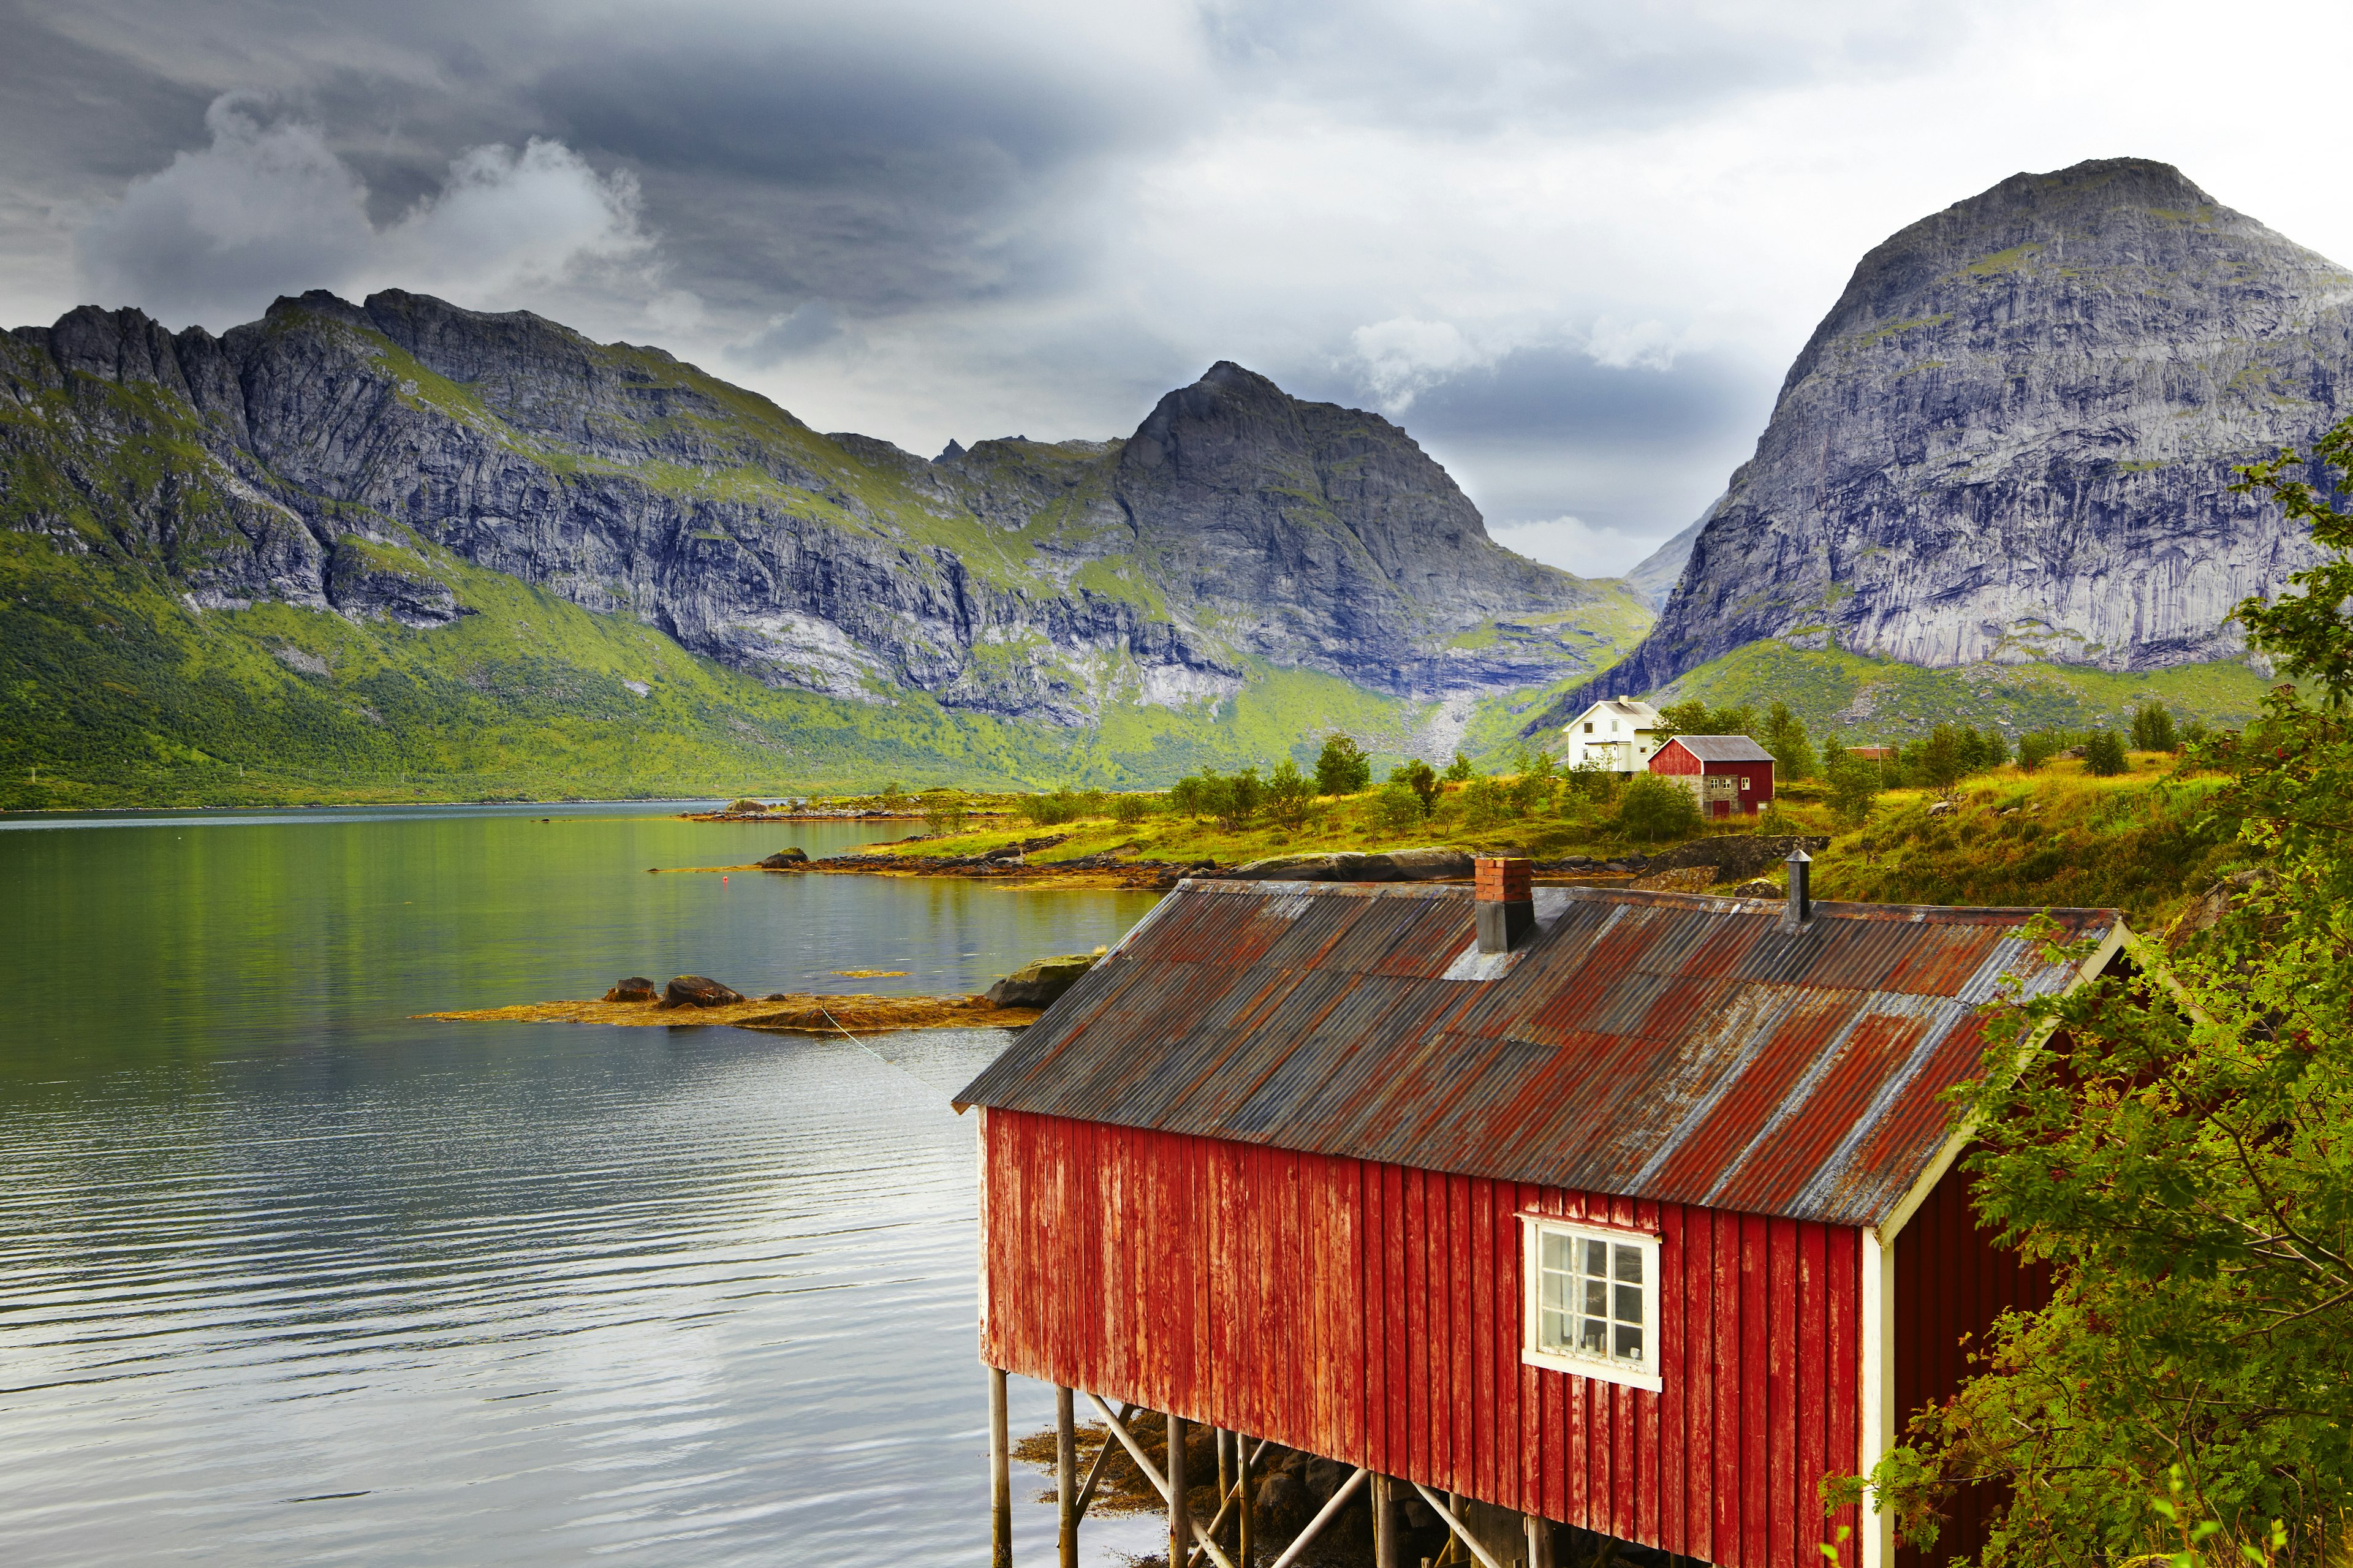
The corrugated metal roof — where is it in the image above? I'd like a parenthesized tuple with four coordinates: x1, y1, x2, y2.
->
(955, 881, 2122, 1228)
(1663, 735, 1777, 763)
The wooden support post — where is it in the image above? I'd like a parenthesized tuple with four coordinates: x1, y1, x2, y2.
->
(988, 1365, 1012, 1568)
(1056, 1385, 1078, 1568)
(1408, 1482, 1507, 1568)
(1262, 1468, 1368, 1568)
(1216, 1429, 1233, 1554)
(1167, 1412, 1189, 1568)
(1236, 1430, 1254, 1567)
(1374, 1475, 1401, 1568)
(1523, 1513, 1553, 1568)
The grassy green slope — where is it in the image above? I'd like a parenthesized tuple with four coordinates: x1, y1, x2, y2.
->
(1622, 640, 2278, 740)
(0, 525, 1461, 810)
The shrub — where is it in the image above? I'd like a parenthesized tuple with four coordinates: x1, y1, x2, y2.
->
(879, 782, 906, 811)
(1313, 733, 1373, 796)
(2130, 700, 2178, 753)
(922, 791, 968, 834)
(1172, 762, 1261, 824)
(1460, 775, 1508, 831)
(1108, 792, 1156, 825)
(2017, 731, 2063, 772)
(1657, 700, 1757, 741)
(1617, 771, 1701, 841)
(1565, 756, 1621, 804)
(1507, 747, 1559, 816)
(1371, 780, 1422, 831)
(1390, 759, 1439, 817)
(1017, 787, 1097, 826)
(1265, 756, 1317, 827)
(1442, 751, 1475, 783)
(1824, 746, 1880, 827)
(1918, 725, 1967, 792)
(2085, 729, 2128, 776)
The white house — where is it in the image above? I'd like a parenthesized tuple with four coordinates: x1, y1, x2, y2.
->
(1562, 697, 1663, 775)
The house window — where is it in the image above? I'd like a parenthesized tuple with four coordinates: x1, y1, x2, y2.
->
(1584, 722, 1594, 733)
(1740, 776, 1751, 790)
(1521, 1216, 1661, 1391)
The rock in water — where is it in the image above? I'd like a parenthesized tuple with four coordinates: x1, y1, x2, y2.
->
(757, 848, 808, 868)
(1547, 157, 2349, 722)
(658, 975, 746, 1010)
(985, 955, 1097, 1009)
(603, 976, 659, 1002)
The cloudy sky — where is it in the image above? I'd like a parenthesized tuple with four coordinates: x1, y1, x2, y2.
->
(6, 0, 2351, 577)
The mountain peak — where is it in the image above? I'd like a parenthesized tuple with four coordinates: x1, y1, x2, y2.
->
(1539, 159, 2347, 727)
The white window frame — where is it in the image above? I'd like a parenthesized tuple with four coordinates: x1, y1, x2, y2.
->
(1519, 1214, 1663, 1392)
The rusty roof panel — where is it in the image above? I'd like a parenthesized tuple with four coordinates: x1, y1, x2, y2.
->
(955, 882, 2124, 1227)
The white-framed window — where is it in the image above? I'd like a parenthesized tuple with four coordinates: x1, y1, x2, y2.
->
(1520, 1216, 1662, 1392)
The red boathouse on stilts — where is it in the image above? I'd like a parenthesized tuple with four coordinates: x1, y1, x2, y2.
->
(955, 854, 2129, 1567)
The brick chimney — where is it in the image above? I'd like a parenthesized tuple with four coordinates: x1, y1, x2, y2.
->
(1474, 854, 1535, 954)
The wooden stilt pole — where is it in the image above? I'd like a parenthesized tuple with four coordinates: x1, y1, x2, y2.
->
(1167, 1411, 1189, 1568)
(988, 1366, 1012, 1568)
(1524, 1513, 1553, 1568)
(1236, 1430, 1254, 1567)
(1216, 1429, 1233, 1554)
(1056, 1385, 1078, 1568)
(1374, 1475, 1401, 1568)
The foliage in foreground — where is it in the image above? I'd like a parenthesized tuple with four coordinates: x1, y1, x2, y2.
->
(1855, 420, 2353, 1565)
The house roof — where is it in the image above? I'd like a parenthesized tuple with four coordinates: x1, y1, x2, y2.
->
(1569, 699, 1661, 727)
(1662, 734, 1776, 764)
(955, 881, 2123, 1228)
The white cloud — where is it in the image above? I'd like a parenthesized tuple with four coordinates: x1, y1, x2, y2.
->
(1488, 514, 1659, 580)
(1346, 316, 1493, 413)
(1583, 316, 1690, 372)
(75, 96, 657, 330)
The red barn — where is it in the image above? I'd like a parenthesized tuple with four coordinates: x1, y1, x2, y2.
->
(1651, 736, 1777, 817)
(957, 858, 2129, 1568)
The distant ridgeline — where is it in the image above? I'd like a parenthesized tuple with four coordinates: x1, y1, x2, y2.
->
(0, 290, 1650, 806)
(1545, 157, 2347, 741)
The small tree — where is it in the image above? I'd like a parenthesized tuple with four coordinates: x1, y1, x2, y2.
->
(1314, 733, 1373, 796)
(1616, 771, 1701, 841)
(2129, 700, 2178, 754)
(879, 781, 906, 811)
(1109, 792, 1156, 825)
(1764, 702, 1819, 781)
(1824, 746, 1880, 827)
(2017, 731, 2062, 772)
(1264, 756, 1316, 827)
(1216, 767, 1264, 828)
(1371, 780, 1423, 831)
(1920, 725, 1967, 792)
(2084, 729, 2128, 776)
(1566, 754, 1622, 805)
(1442, 751, 1476, 783)
(1390, 759, 1439, 818)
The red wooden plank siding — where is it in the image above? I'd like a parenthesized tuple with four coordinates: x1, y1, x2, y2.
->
(1893, 1161, 2054, 1568)
(983, 1110, 1863, 1568)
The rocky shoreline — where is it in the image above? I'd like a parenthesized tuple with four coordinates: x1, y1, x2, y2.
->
(677, 832, 1831, 893)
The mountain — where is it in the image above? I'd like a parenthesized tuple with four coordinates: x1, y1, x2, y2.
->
(1544, 157, 2347, 729)
(1621, 506, 1710, 609)
(0, 290, 1648, 806)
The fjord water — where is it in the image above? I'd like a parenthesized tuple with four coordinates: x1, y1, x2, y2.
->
(0, 804, 1164, 1566)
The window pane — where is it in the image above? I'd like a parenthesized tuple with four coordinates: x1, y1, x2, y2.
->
(1580, 1317, 1608, 1354)
(1615, 1283, 1643, 1324)
(1542, 1308, 1569, 1350)
(1582, 1238, 1608, 1277)
(1542, 1272, 1568, 1311)
(1615, 1322, 1644, 1362)
(1614, 1244, 1643, 1285)
(1583, 1277, 1608, 1316)
(1542, 1232, 1571, 1271)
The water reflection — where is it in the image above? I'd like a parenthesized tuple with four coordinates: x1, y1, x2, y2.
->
(0, 804, 1163, 1564)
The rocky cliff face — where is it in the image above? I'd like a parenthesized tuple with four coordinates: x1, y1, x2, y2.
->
(4, 290, 1643, 727)
(1556, 158, 2348, 718)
